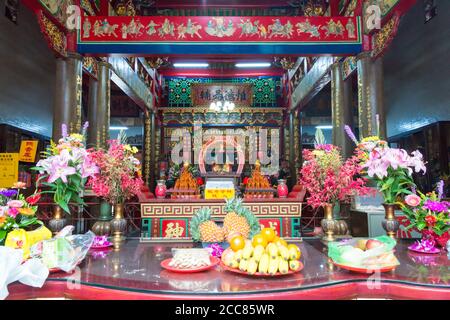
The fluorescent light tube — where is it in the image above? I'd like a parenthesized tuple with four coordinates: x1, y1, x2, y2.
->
(173, 63, 209, 68)
(235, 62, 271, 68)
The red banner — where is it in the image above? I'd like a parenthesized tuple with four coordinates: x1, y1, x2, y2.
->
(80, 16, 361, 44)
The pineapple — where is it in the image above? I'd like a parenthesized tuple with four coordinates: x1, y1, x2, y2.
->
(223, 198, 260, 239)
(190, 208, 224, 243)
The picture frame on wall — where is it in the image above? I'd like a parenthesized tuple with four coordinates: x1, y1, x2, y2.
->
(424, 0, 437, 23)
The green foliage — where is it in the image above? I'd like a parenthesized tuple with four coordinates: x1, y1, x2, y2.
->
(378, 167, 414, 204)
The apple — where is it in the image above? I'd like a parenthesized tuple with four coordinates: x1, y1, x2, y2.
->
(356, 239, 368, 251)
(365, 239, 383, 250)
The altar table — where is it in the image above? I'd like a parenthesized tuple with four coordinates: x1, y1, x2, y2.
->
(7, 239, 450, 300)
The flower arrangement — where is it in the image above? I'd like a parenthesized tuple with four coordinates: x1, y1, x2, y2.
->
(0, 184, 43, 245)
(344, 125, 426, 204)
(399, 181, 450, 247)
(32, 123, 99, 214)
(344, 125, 388, 165)
(300, 130, 371, 208)
(88, 134, 143, 205)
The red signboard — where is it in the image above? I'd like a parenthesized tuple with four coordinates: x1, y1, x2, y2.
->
(78, 16, 362, 55)
(161, 219, 188, 239)
(81, 16, 360, 43)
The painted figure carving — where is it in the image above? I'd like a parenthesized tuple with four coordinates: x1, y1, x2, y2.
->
(238, 19, 259, 37)
(346, 19, 356, 38)
(268, 19, 293, 38)
(205, 17, 236, 37)
(146, 20, 159, 36)
(177, 19, 202, 39)
(82, 18, 91, 38)
(322, 19, 345, 37)
(159, 19, 175, 37)
(93, 19, 119, 37)
(122, 18, 145, 39)
(295, 19, 321, 38)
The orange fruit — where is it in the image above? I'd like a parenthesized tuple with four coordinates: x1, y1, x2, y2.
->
(261, 227, 276, 242)
(252, 234, 268, 248)
(230, 235, 246, 252)
(271, 235, 280, 243)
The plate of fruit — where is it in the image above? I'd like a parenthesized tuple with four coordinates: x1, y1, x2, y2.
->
(328, 236, 400, 274)
(220, 228, 303, 276)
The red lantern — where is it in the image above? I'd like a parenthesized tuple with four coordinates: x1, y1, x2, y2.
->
(196, 177, 204, 186)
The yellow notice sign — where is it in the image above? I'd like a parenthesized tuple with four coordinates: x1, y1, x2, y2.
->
(19, 140, 39, 163)
(0, 153, 19, 188)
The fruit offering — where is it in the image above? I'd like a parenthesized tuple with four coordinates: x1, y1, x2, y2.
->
(172, 162, 200, 199)
(221, 230, 302, 276)
(328, 236, 399, 270)
(169, 248, 211, 270)
(190, 198, 260, 244)
(223, 198, 260, 239)
(190, 208, 225, 243)
(244, 160, 274, 199)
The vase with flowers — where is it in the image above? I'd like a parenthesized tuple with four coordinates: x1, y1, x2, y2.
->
(344, 124, 427, 238)
(88, 132, 143, 240)
(399, 181, 449, 248)
(32, 123, 99, 233)
(300, 129, 371, 241)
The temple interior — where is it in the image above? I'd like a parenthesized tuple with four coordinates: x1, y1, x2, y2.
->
(0, 0, 449, 300)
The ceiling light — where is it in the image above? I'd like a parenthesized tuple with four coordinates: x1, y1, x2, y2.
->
(173, 63, 209, 68)
(110, 126, 129, 131)
(315, 125, 333, 130)
(235, 62, 271, 68)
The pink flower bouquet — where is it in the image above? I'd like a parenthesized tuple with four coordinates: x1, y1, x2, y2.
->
(88, 139, 143, 205)
(344, 124, 426, 204)
(300, 144, 371, 208)
(32, 123, 99, 213)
